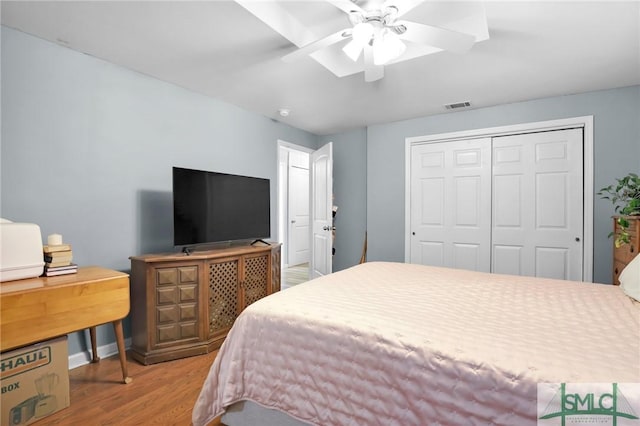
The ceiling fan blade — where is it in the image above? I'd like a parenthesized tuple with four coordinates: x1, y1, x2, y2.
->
(326, 0, 364, 15)
(396, 20, 475, 54)
(363, 44, 384, 82)
(236, 0, 317, 48)
(282, 29, 350, 63)
(385, 0, 425, 18)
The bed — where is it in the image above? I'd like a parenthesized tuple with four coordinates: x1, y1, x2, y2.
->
(192, 261, 640, 426)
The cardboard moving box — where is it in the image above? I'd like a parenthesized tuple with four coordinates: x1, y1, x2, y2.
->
(1, 336, 70, 425)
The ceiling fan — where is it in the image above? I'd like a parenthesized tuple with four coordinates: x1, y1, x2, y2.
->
(281, 0, 477, 82)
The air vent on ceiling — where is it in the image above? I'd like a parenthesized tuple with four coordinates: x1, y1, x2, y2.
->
(444, 101, 472, 110)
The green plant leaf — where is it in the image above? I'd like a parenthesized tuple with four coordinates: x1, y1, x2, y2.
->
(600, 174, 640, 246)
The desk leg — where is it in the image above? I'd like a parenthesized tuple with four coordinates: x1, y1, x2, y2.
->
(89, 327, 100, 363)
(112, 319, 132, 384)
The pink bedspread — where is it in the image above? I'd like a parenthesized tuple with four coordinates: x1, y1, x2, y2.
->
(192, 262, 640, 426)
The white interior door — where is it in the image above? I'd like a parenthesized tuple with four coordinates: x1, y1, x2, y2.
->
(310, 142, 333, 279)
(410, 138, 492, 271)
(288, 150, 310, 266)
(491, 129, 583, 280)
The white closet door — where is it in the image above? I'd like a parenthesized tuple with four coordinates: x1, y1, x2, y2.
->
(410, 138, 492, 271)
(491, 129, 583, 280)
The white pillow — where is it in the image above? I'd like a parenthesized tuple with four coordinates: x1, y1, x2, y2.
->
(620, 254, 640, 302)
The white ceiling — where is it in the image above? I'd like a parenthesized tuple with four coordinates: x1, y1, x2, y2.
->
(2, 1, 639, 135)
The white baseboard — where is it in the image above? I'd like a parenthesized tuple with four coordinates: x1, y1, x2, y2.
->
(68, 338, 132, 370)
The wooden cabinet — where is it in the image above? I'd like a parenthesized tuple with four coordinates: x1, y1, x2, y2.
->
(130, 243, 281, 364)
(612, 217, 639, 285)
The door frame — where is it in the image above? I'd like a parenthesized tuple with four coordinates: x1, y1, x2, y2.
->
(277, 140, 314, 269)
(404, 115, 594, 282)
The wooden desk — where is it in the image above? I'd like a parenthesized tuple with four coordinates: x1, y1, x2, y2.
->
(0, 266, 132, 384)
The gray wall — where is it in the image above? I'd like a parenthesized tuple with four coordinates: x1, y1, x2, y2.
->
(1, 26, 318, 356)
(319, 128, 367, 272)
(367, 85, 640, 284)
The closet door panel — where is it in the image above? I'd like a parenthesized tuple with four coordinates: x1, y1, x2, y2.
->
(535, 247, 569, 279)
(493, 174, 523, 228)
(492, 129, 583, 280)
(420, 178, 444, 225)
(410, 138, 492, 271)
(493, 245, 523, 276)
(536, 172, 569, 228)
(455, 176, 482, 226)
(492, 141, 533, 276)
(417, 241, 445, 266)
(453, 243, 482, 271)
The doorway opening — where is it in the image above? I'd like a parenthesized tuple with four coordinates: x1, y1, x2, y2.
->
(277, 141, 312, 287)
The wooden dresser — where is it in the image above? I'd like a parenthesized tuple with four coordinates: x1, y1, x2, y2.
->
(613, 217, 639, 285)
(129, 243, 281, 364)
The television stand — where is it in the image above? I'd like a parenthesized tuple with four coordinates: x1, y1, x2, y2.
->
(251, 239, 270, 246)
(129, 243, 282, 364)
(182, 246, 194, 255)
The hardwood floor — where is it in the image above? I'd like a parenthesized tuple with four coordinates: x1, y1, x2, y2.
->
(282, 263, 309, 289)
(42, 351, 222, 425)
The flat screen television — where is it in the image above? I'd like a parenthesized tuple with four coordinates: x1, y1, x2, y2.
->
(172, 167, 270, 247)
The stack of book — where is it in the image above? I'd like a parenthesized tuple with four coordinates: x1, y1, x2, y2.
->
(43, 243, 77, 276)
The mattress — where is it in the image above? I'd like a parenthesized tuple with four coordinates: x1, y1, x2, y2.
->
(192, 262, 640, 426)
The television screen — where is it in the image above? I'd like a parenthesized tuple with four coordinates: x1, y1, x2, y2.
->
(172, 167, 270, 246)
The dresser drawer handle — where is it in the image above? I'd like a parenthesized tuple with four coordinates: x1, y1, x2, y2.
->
(615, 268, 619, 275)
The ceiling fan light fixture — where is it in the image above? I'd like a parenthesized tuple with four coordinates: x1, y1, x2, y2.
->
(352, 22, 374, 44)
(343, 39, 364, 61)
(342, 21, 374, 62)
(373, 28, 406, 66)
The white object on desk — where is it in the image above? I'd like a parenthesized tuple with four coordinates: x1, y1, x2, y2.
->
(0, 218, 45, 281)
(48, 233, 63, 246)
